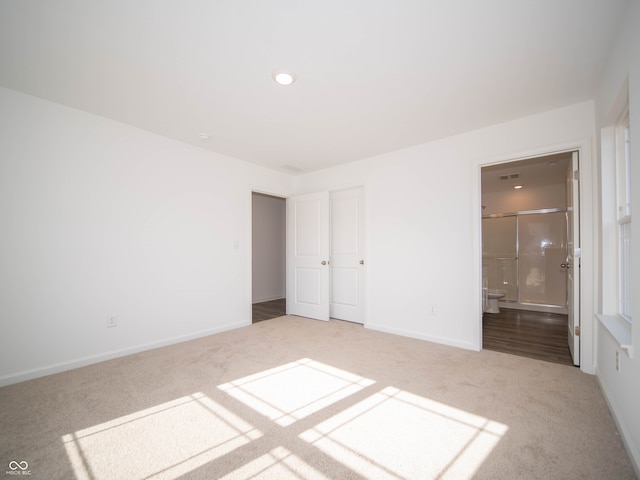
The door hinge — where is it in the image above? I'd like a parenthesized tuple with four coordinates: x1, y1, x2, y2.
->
(575, 325, 581, 336)
(574, 170, 579, 180)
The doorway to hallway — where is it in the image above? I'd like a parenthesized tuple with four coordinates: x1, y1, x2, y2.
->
(251, 192, 286, 323)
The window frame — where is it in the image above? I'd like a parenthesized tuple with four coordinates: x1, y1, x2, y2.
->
(615, 109, 631, 323)
(597, 84, 633, 358)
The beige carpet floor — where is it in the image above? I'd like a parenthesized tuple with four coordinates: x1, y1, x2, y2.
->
(0, 315, 636, 479)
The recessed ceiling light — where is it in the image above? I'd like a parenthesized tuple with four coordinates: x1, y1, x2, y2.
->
(514, 185, 523, 189)
(199, 133, 211, 141)
(272, 69, 296, 86)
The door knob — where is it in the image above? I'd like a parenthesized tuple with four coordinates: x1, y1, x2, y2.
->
(359, 260, 364, 265)
(560, 263, 571, 269)
(321, 261, 327, 265)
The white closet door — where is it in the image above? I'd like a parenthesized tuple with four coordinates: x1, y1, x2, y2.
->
(286, 192, 330, 321)
(330, 187, 364, 324)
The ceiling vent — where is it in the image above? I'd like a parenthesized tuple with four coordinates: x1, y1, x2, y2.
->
(499, 173, 520, 180)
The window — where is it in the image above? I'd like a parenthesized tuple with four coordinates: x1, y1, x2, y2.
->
(616, 109, 631, 322)
(598, 89, 632, 355)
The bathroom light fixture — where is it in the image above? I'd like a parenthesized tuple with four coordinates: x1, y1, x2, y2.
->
(513, 185, 523, 189)
(272, 69, 297, 86)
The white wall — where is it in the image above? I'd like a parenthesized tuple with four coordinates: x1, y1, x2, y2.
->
(594, 0, 640, 474)
(295, 101, 596, 358)
(252, 193, 286, 303)
(0, 85, 600, 388)
(0, 86, 292, 386)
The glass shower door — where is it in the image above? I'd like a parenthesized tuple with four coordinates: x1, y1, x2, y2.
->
(517, 211, 567, 306)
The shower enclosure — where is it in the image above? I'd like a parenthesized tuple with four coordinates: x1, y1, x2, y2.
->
(482, 208, 568, 313)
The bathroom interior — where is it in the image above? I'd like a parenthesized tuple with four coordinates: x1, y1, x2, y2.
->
(481, 152, 574, 364)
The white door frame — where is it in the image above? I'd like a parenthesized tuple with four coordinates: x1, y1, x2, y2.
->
(566, 151, 581, 365)
(475, 139, 595, 374)
(250, 189, 289, 321)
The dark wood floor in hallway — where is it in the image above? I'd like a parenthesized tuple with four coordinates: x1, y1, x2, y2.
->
(252, 298, 286, 323)
(483, 308, 574, 366)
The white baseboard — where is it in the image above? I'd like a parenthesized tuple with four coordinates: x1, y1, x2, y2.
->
(0, 321, 249, 387)
(595, 367, 640, 478)
(365, 323, 479, 351)
(252, 295, 285, 304)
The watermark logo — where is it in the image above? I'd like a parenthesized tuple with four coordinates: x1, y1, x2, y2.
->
(5, 461, 31, 476)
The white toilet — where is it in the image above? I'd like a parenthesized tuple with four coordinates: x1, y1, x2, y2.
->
(485, 290, 506, 314)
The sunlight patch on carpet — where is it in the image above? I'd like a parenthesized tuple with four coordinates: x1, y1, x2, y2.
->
(62, 360, 507, 479)
(217, 446, 330, 480)
(300, 386, 509, 480)
(62, 392, 262, 480)
(217, 358, 375, 426)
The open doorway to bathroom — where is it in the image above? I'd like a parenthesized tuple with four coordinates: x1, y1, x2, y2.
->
(251, 192, 286, 323)
(480, 152, 577, 366)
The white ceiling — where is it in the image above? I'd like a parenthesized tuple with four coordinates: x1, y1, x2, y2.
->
(481, 152, 572, 194)
(0, 1, 628, 174)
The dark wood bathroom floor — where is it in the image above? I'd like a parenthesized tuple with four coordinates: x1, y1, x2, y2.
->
(483, 308, 574, 366)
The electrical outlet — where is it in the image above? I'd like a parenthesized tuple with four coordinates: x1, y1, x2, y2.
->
(615, 351, 620, 372)
(428, 305, 437, 315)
(107, 316, 118, 328)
